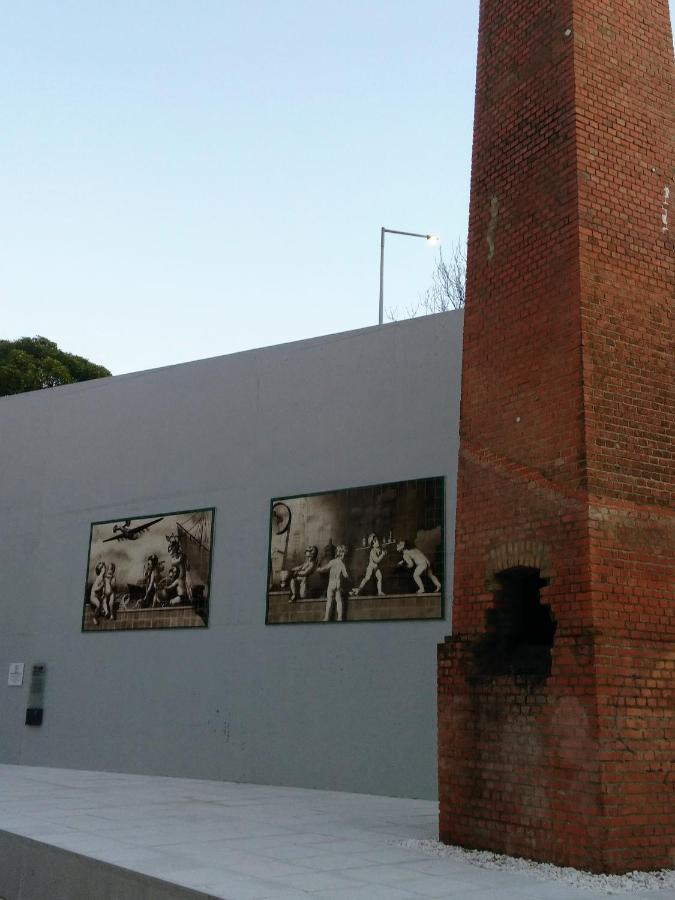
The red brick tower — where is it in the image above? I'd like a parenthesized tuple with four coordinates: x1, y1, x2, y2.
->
(438, 0, 674, 875)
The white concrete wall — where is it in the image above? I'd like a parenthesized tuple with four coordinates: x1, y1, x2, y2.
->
(0, 312, 462, 799)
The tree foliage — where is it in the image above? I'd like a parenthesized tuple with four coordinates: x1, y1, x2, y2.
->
(387, 240, 466, 321)
(0, 336, 111, 397)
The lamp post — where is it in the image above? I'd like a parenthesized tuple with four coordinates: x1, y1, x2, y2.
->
(379, 227, 439, 325)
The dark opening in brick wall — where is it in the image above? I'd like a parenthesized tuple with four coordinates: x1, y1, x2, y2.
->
(474, 567, 556, 680)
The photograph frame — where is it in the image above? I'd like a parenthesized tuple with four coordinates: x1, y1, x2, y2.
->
(265, 476, 446, 625)
(81, 506, 216, 634)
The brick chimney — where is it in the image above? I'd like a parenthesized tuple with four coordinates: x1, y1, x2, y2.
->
(438, 0, 674, 874)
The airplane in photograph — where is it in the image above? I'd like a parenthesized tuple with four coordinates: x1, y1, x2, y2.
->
(102, 517, 164, 543)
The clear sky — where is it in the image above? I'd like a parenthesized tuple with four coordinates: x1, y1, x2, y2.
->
(2, 2, 672, 376)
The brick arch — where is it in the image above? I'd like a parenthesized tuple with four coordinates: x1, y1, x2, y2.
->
(484, 541, 551, 591)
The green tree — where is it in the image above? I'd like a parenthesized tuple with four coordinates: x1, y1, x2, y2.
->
(0, 336, 111, 397)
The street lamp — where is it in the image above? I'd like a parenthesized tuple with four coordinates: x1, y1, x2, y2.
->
(379, 227, 440, 325)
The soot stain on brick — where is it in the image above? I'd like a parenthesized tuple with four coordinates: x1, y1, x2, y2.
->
(473, 567, 557, 682)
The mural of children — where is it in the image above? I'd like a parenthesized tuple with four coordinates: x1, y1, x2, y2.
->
(89, 561, 106, 625)
(396, 541, 441, 594)
(351, 534, 387, 597)
(318, 544, 349, 622)
(288, 545, 318, 601)
(103, 562, 117, 620)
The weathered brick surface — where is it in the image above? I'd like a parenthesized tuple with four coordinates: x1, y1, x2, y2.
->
(439, 0, 674, 874)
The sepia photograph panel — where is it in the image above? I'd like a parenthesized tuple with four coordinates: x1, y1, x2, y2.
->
(267, 477, 444, 624)
(82, 508, 214, 632)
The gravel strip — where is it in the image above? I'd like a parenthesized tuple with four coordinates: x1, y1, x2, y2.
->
(394, 839, 675, 895)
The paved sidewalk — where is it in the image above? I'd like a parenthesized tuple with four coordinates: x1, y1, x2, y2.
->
(0, 765, 670, 899)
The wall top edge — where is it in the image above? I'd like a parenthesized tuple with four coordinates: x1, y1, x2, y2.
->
(0, 310, 464, 406)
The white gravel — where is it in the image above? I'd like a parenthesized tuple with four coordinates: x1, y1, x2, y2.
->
(395, 839, 675, 895)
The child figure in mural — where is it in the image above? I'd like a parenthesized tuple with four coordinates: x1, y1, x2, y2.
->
(142, 554, 161, 608)
(89, 561, 107, 625)
(163, 564, 188, 606)
(396, 541, 441, 594)
(103, 562, 117, 620)
(318, 544, 349, 622)
(166, 532, 193, 604)
(288, 545, 318, 602)
(351, 534, 387, 597)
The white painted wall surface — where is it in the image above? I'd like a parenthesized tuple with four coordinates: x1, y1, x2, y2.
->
(0, 312, 462, 799)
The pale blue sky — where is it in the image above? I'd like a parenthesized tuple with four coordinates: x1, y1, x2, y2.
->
(2, 2, 672, 375)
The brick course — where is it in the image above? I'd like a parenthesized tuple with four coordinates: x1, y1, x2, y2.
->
(439, 0, 674, 873)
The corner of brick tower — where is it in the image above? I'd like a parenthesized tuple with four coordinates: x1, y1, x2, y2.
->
(438, 0, 674, 874)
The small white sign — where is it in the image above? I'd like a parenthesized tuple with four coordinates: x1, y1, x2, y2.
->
(8, 663, 24, 687)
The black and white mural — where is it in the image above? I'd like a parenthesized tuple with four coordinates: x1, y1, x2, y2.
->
(82, 508, 214, 631)
(266, 478, 444, 624)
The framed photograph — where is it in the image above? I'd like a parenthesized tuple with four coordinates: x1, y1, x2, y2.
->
(266, 477, 444, 624)
(82, 508, 214, 632)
